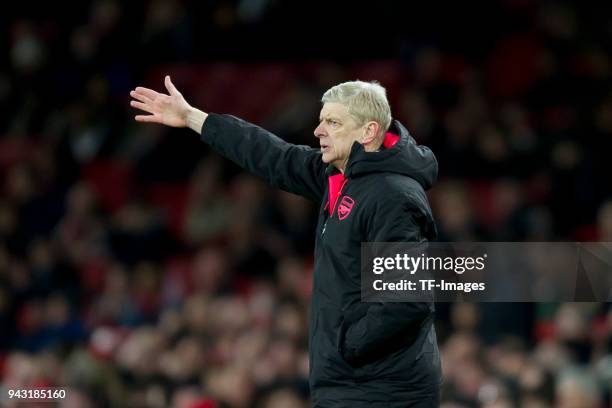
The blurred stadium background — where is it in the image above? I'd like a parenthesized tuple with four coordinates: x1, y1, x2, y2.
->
(1, 1, 612, 407)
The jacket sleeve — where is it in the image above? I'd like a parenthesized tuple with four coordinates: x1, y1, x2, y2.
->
(201, 113, 326, 202)
(341, 192, 434, 366)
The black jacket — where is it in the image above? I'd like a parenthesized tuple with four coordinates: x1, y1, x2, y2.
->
(202, 114, 441, 407)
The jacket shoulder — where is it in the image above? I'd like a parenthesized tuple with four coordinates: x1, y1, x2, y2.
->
(362, 173, 428, 205)
(358, 173, 436, 240)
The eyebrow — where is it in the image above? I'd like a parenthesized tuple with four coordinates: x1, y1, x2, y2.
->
(319, 115, 342, 122)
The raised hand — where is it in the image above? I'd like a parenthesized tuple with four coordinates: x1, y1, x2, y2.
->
(130, 75, 192, 128)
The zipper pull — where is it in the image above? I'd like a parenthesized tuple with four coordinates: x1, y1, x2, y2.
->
(321, 220, 327, 236)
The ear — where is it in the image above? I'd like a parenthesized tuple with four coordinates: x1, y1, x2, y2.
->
(361, 121, 381, 145)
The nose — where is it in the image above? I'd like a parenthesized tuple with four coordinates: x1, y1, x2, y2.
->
(314, 123, 325, 138)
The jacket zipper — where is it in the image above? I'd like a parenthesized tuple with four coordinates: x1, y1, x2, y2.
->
(321, 179, 349, 236)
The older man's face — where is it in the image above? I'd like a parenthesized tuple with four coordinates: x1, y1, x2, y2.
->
(314, 102, 364, 171)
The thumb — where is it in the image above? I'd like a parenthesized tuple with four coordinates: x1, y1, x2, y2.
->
(165, 75, 180, 96)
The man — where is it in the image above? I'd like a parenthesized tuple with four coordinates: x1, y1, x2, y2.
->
(130, 76, 441, 407)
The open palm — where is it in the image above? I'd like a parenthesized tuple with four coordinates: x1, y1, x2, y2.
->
(130, 75, 191, 128)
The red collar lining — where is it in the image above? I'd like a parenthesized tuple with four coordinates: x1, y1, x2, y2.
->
(383, 132, 400, 148)
(327, 173, 346, 216)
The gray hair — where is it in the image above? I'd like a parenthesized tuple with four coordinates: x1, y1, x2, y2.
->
(321, 80, 392, 137)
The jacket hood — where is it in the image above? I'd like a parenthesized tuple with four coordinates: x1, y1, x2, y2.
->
(343, 119, 438, 190)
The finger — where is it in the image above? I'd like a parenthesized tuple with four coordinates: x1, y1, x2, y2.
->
(164, 75, 180, 96)
(135, 114, 160, 123)
(130, 90, 153, 104)
(130, 100, 156, 114)
(134, 87, 160, 100)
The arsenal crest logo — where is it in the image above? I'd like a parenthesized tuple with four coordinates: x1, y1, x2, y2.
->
(337, 196, 355, 220)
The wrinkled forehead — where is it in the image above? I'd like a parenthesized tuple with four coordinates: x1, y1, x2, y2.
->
(319, 102, 351, 120)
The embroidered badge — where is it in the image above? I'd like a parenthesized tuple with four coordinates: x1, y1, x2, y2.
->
(337, 196, 355, 220)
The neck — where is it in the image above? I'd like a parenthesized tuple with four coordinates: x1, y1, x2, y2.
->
(363, 137, 384, 152)
(333, 139, 381, 172)
(333, 161, 347, 173)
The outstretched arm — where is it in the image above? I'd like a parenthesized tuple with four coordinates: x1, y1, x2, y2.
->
(130, 76, 326, 202)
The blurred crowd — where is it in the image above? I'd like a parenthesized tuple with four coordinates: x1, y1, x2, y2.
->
(1, 0, 611, 407)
